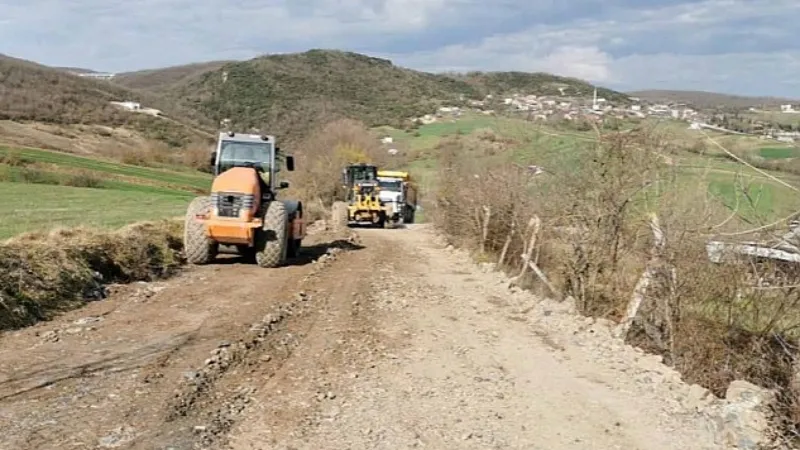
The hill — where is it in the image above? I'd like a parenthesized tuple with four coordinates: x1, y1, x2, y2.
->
(122, 50, 482, 141)
(113, 60, 232, 92)
(115, 49, 629, 141)
(629, 89, 798, 110)
(454, 71, 630, 103)
(0, 53, 214, 147)
(52, 66, 100, 74)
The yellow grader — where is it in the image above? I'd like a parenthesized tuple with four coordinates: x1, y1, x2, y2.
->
(183, 132, 304, 268)
(331, 163, 388, 229)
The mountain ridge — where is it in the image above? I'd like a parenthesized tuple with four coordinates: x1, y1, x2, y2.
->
(4, 49, 633, 143)
(628, 89, 798, 109)
(112, 49, 632, 140)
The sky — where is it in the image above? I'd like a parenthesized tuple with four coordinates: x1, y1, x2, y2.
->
(1, 0, 799, 97)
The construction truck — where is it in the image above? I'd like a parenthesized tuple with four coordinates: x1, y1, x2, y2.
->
(331, 163, 388, 229)
(183, 131, 304, 268)
(376, 170, 417, 225)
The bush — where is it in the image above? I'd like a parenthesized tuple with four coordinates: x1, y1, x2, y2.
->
(102, 138, 215, 171)
(64, 170, 103, 188)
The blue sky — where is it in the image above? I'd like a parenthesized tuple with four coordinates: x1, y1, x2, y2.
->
(1, 0, 799, 97)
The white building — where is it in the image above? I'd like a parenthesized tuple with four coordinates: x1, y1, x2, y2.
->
(111, 101, 141, 111)
(73, 72, 116, 80)
(109, 101, 162, 117)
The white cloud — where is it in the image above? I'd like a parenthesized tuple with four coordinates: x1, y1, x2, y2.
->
(393, 43, 614, 82)
(0, 0, 798, 96)
(615, 51, 800, 94)
(539, 47, 613, 82)
(385, 0, 800, 96)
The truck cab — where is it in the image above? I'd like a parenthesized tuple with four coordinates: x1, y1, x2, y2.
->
(376, 170, 416, 225)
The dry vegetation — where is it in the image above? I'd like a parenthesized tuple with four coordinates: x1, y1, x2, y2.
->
(106, 141, 213, 172)
(0, 221, 183, 331)
(432, 127, 800, 442)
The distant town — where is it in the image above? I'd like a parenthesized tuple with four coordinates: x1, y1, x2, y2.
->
(414, 89, 800, 143)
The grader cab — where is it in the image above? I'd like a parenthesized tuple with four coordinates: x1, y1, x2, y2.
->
(331, 163, 388, 229)
(183, 132, 304, 268)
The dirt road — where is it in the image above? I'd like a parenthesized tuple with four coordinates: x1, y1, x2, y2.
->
(0, 223, 722, 450)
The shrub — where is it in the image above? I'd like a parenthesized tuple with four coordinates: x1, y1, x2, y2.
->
(64, 170, 103, 188)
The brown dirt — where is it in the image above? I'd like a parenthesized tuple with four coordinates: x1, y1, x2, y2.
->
(0, 224, 725, 450)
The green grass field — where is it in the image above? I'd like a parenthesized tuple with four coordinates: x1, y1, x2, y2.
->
(376, 114, 503, 150)
(0, 146, 211, 239)
(0, 182, 193, 238)
(0, 146, 211, 191)
(706, 173, 800, 223)
(759, 146, 800, 159)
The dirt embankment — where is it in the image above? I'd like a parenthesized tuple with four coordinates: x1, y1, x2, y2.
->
(0, 221, 183, 332)
(0, 224, 763, 449)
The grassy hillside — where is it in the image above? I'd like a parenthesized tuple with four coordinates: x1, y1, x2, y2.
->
(0, 53, 213, 146)
(629, 89, 798, 109)
(153, 50, 480, 141)
(0, 182, 192, 238)
(115, 49, 628, 142)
